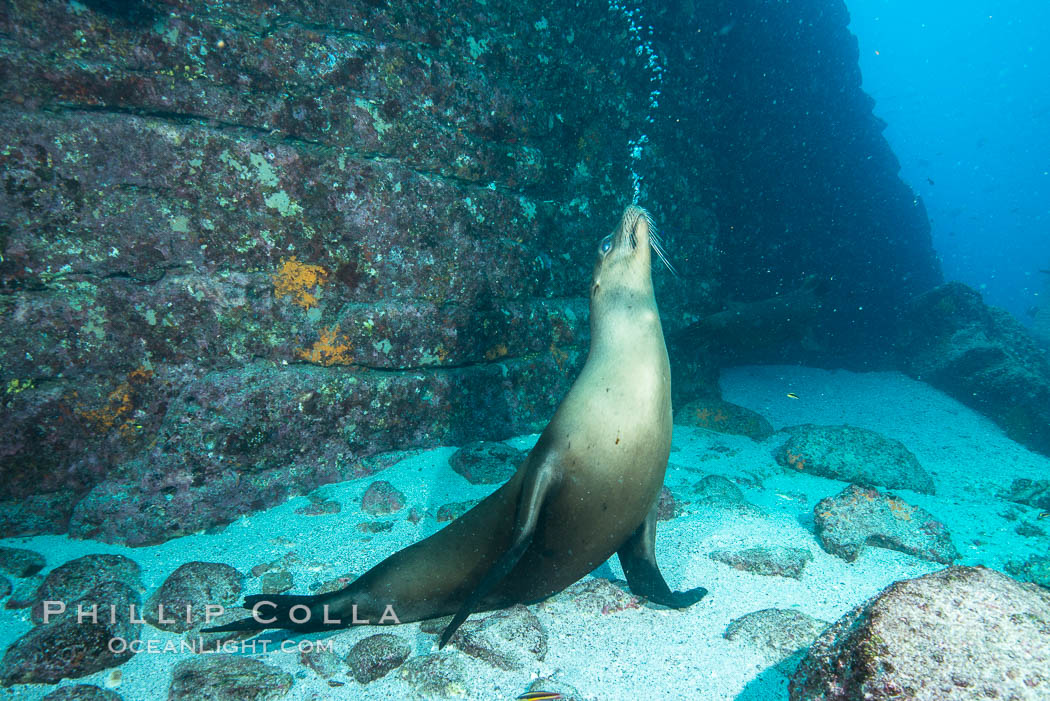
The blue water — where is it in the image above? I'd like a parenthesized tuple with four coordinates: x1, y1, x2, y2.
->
(845, 0, 1050, 323)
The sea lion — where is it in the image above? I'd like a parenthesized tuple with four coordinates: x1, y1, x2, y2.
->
(205, 205, 707, 646)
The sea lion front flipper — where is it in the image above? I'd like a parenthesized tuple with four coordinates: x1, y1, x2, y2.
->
(438, 451, 561, 648)
(617, 503, 708, 608)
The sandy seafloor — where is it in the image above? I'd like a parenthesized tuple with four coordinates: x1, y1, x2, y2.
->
(2, 365, 1048, 700)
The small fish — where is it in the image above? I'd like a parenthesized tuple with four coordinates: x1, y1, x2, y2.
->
(1038, 512, 1049, 520)
(786, 393, 799, 399)
(517, 693, 564, 701)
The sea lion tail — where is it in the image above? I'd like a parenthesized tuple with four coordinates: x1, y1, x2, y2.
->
(201, 593, 329, 633)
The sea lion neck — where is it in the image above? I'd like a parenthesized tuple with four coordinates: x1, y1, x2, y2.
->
(587, 206, 664, 358)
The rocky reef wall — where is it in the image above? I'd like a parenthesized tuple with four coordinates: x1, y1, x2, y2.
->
(0, 0, 939, 543)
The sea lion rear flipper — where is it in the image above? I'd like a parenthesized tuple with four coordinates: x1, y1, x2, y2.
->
(201, 593, 328, 633)
(438, 452, 561, 648)
(617, 504, 708, 608)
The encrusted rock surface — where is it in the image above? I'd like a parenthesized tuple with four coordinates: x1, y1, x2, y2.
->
(790, 566, 1050, 700)
(1001, 478, 1050, 511)
(1, 581, 141, 685)
(725, 608, 829, 667)
(775, 424, 935, 494)
(656, 485, 679, 521)
(897, 282, 1050, 457)
(359, 480, 406, 516)
(397, 650, 471, 698)
(676, 398, 775, 440)
(1005, 555, 1050, 589)
(690, 474, 763, 515)
(144, 561, 245, 632)
(259, 569, 294, 595)
(436, 499, 482, 522)
(814, 484, 957, 564)
(344, 633, 412, 684)
(168, 655, 292, 701)
(0, 0, 940, 542)
(553, 577, 641, 616)
(0, 546, 45, 578)
(300, 645, 343, 680)
(31, 554, 142, 623)
(709, 545, 813, 579)
(449, 605, 548, 671)
(448, 441, 525, 485)
(5, 574, 43, 610)
(42, 684, 123, 701)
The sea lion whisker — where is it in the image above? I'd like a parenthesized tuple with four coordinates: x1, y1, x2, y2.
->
(649, 230, 678, 277)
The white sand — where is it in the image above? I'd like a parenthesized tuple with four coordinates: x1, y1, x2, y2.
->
(2, 365, 1047, 700)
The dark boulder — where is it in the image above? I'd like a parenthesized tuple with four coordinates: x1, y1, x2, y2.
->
(897, 282, 1050, 457)
(774, 424, 935, 494)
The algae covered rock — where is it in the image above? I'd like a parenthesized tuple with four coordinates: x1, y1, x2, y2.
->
(42, 685, 123, 701)
(144, 561, 245, 632)
(676, 398, 775, 440)
(897, 282, 1050, 457)
(690, 474, 763, 515)
(168, 655, 292, 701)
(450, 605, 548, 671)
(0, 546, 45, 578)
(31, 554, 142, 624)
(1005, 554, 1050, 589)
(448, 441, 524, 484)
(775, 424, 935, 494)
(1, 581, 141, 685)
(790, 566, 1050, 700)
(709, 545, 813, 579)
(345, 633, 411, 684)
(725, 608, 829, 667)
(398, 651, 471, 698)
(814, 484, 957, 564)
(360, 480, 406, 516)
(1001, 478, 1050, 511)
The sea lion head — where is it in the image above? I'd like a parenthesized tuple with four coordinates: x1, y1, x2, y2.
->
(590, 206, 671, 312)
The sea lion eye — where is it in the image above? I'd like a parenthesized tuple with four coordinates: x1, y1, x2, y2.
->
(599, 235, 614, 255)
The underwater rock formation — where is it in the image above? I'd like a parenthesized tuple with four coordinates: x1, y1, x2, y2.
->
(790, 566, 1050, 700)
(690, 474, 764, 516)
(345, 633, 412, 684)
(30, 555, 142, 624)
(897, 282, 1050, 458)
(725, 608, 829, 669)
(709, 545, 813, 579)
(41, 686, 122, 701)
(447, 605, 548, 672)
(448, 441, 525, 485)
(0, 546, 45, 579)
(1001, 478, 1050, 511)
(167, 655, 292, 701)
(1005, 555, 1050, 590)
(144, 562, 245, 633)
(359, 480, 406, 516)
(1, 581, 141, 685)
(675, 398, 775, 441)
(0, 0, 939, 541)
(814, 485, 957, 564)
(774, 424, 935, 494)
(397, 650, 471, 698)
